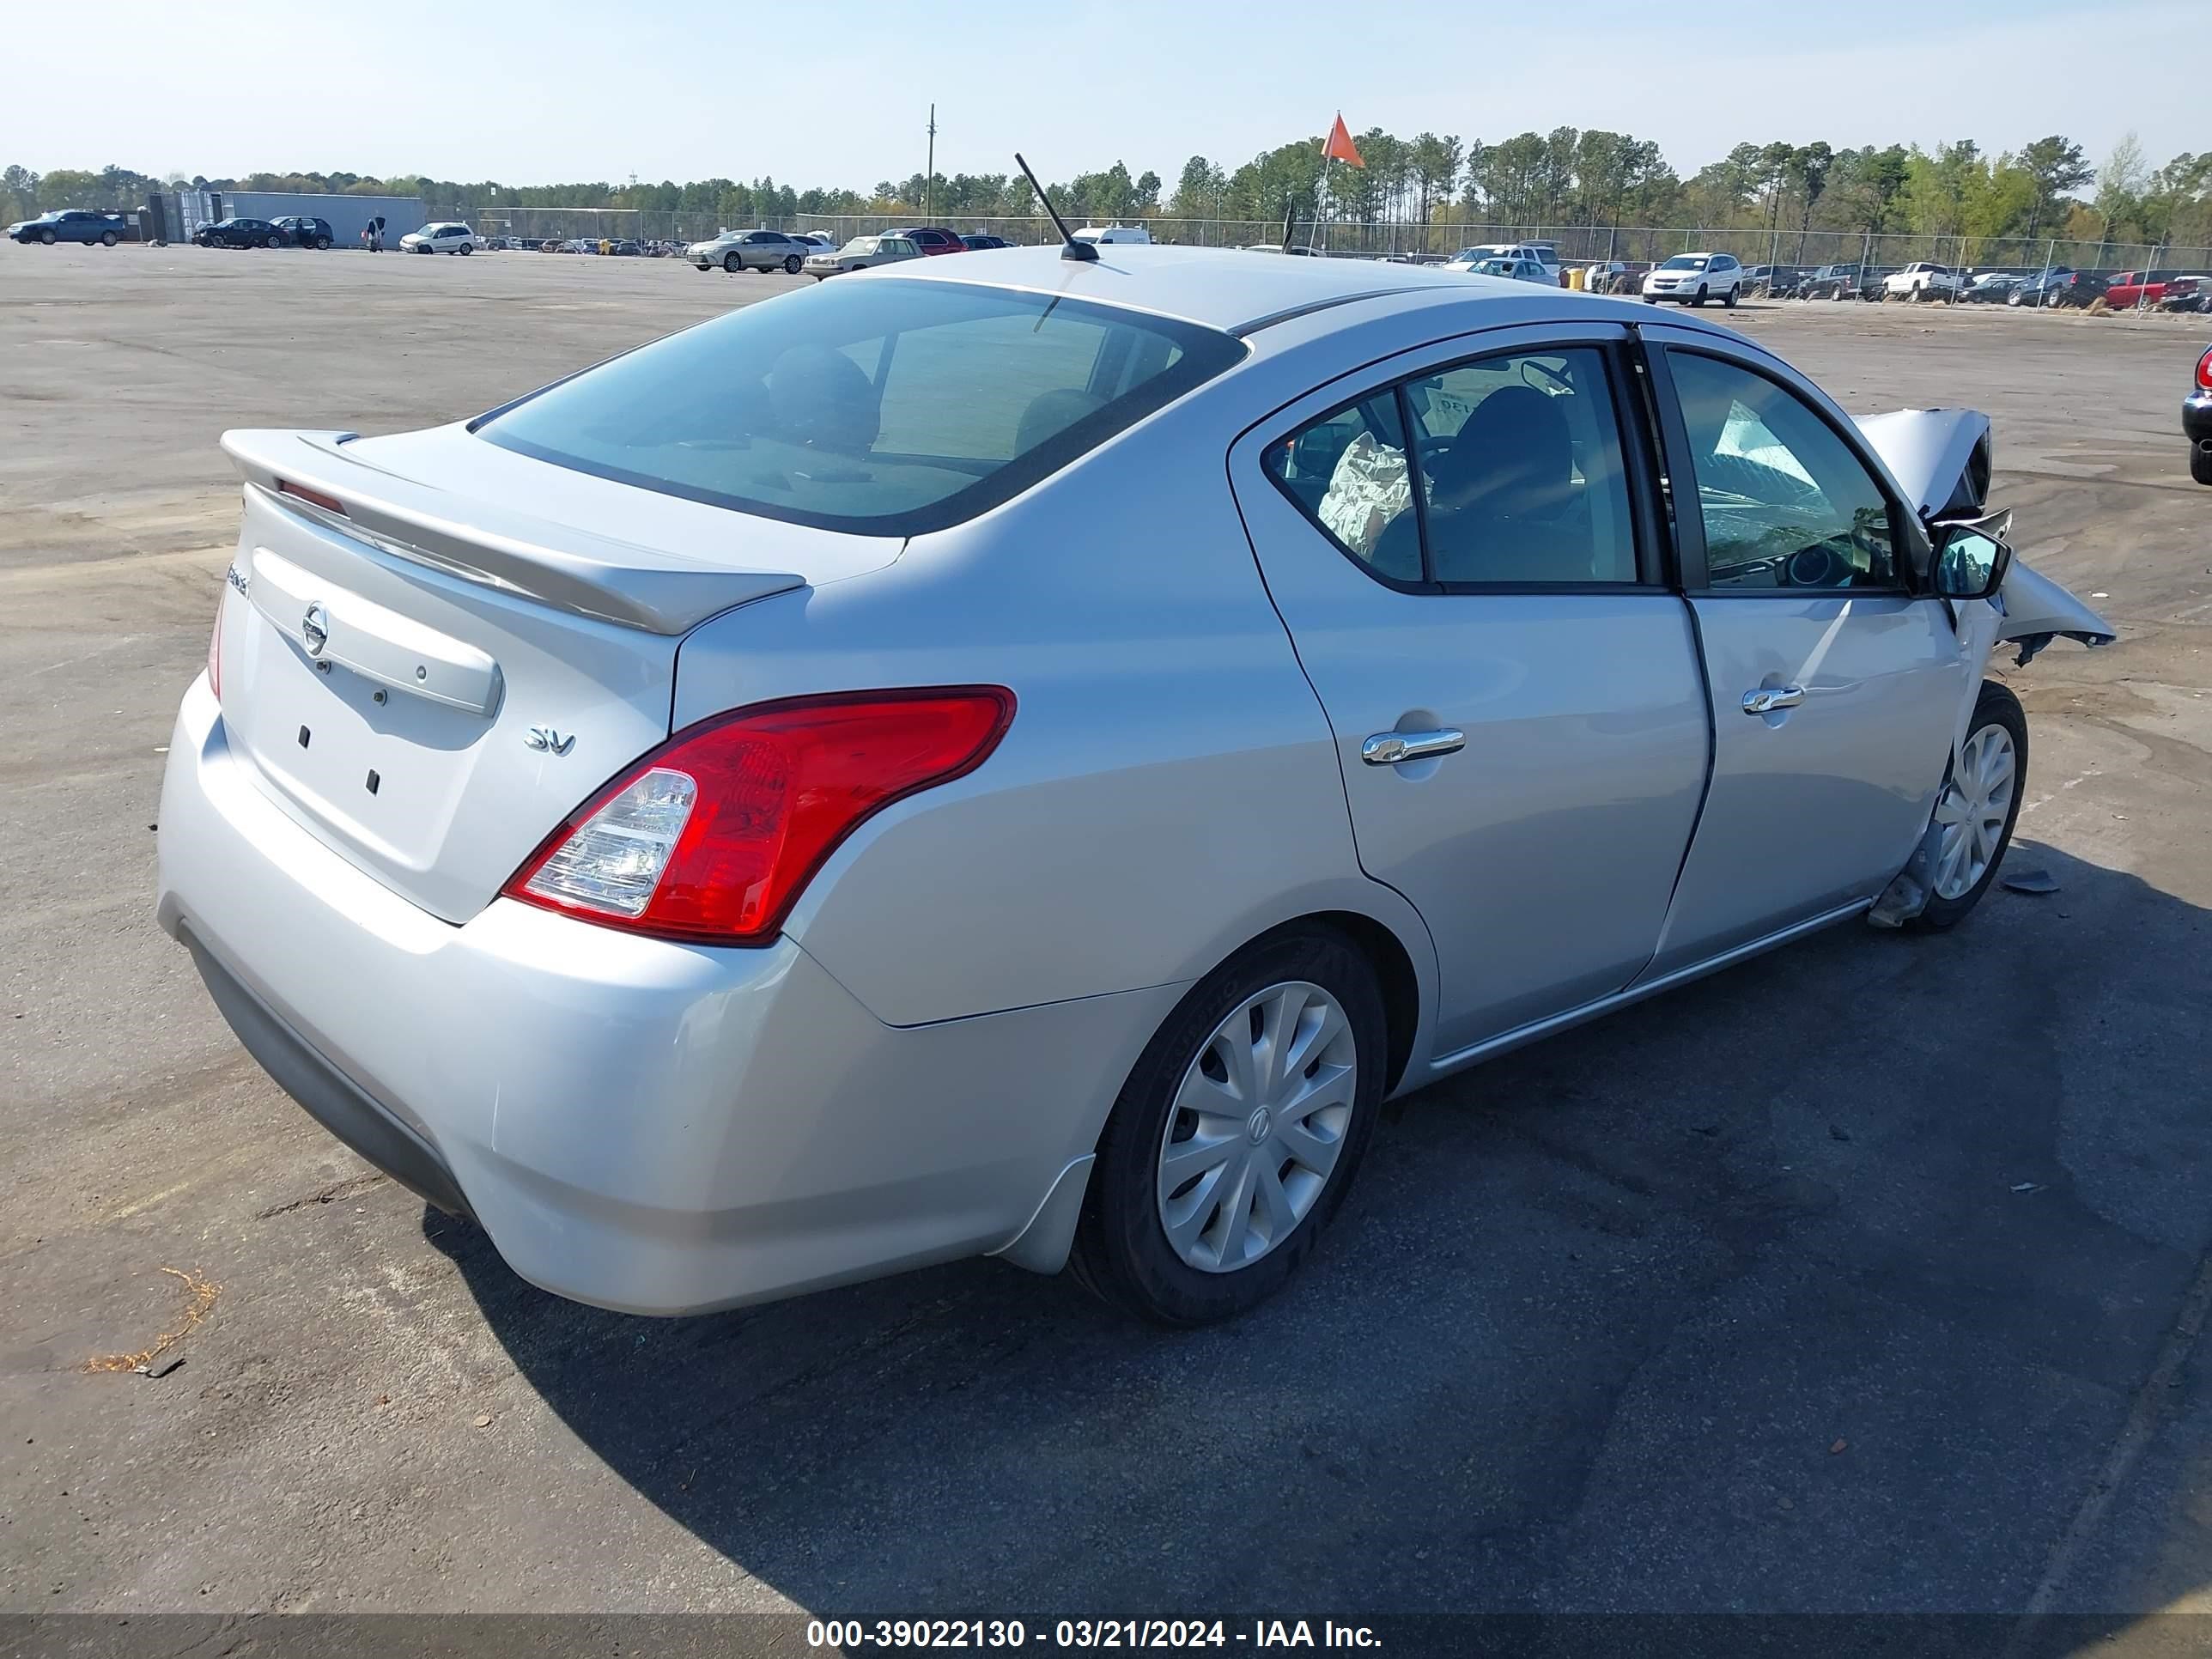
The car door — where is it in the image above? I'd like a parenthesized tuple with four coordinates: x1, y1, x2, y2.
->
(1637, 330, 1967, 976)
(1231, 324, 1711, 1057)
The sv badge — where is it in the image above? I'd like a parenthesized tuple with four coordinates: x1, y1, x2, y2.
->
(524, 726, 576, 757)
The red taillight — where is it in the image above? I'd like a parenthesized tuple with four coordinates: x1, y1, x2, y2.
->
(2197, 348, 2212, 392)
(276, 479, 347, 516)
(501, 687, 1016, 945)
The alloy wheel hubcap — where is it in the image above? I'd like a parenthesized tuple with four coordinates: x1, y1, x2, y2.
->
(1155, 980, 1357, 1274)
(1931, 721, 2016, 900)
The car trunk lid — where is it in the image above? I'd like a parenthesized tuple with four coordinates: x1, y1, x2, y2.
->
(214, 426, 895, 921)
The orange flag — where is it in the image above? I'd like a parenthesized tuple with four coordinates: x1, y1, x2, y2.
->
(1322, 114, 1364, 169)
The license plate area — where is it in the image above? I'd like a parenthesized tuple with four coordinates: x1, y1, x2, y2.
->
(228, 605, 494, 871)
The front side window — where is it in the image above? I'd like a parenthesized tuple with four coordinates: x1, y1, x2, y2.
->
(1665, 351, 1897, 591)
(479, 278, 1244, 534)
(1261, 346, 1638, 588)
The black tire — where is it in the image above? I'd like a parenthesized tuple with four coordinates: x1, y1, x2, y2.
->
(2191, 444, 2212, 487)
(1070, 925, 1388, 1326)
(723, 252, 741, 274)
(1723, 284, 1739, 309)
(100, 230, 118, 247)
(39, 228, 56, 245)
(1691, 285, 1708, 308)
(457, 243, 470, 255)
(1912, 681, 2028, 931)
(783, 253, 802, 274)
(2007, 291, 2023, 307)
(314, 236, 330, 250)
(264, 234, 280, 249)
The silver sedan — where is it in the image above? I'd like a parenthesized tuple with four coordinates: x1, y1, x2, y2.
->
(157, 249, 2112, 1325)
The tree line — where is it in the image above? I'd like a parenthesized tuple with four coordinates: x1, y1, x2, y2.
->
(6, 131, 2208, 251)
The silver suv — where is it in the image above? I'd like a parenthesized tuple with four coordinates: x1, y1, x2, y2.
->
(689, 228, 809, 275)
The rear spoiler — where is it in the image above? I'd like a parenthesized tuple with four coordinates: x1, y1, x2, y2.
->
(222, 429, 806, 635)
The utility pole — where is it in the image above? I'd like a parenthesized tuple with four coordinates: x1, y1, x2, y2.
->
(925, 104, 936, 221)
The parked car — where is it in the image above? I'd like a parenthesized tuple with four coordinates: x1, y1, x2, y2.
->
(688, 229, 810, 274)
(1884, 262, 1960, 303)
(1464, 256, 1558, 286)
(1744, 264, 1808, 298)
(2187, 343, 2212, 484)
(1962, 271, 2021, 304)
(961, 233, 1010, 251)
(2103, 270, 2184, 309)
(889, 226, 969, 256)
(399, 222, 480, 255)
(196, 217, 291, 250)
(161, 249, 2114, 1326)
(7, 209, 127, 246)
(1801, 264, 1864, 301)
(801, 233, 922, 277)
(2042, 270, 2110, 309)
(1071, 225, 1152, 246)
(271, 216, 334, 251)
(1443, 243, 1547, 273)
(2008, 268, 2109, 309)
(789, 231, 836, 252)
(2006, 269, 2069, 307)
(1642, 252, 1743, 307)
(2158, 276, 2207, 314)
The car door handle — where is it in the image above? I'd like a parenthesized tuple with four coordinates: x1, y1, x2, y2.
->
(1362, 728, 1467, 765)
(1741, 685, 1806, 715)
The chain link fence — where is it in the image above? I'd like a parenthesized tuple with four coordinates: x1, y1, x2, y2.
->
(442, 205, 2211, 281)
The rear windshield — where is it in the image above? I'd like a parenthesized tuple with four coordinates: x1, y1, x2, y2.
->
(477, 278, 1246, 534)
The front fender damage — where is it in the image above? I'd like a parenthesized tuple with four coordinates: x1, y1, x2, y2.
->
(1866, 561, 2113, 929)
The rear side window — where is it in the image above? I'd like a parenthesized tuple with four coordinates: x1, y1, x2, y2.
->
(1262, 347, 1639, 588)
(479, 278, 1245, 534)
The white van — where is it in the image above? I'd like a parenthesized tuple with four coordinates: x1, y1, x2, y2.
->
(1072, 225, 1152, 246)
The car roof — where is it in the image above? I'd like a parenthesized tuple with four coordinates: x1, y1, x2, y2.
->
(856, 243, 1551, 333)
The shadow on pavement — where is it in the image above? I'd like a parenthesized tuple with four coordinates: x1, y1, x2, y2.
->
(429, 839, 2212, 1618)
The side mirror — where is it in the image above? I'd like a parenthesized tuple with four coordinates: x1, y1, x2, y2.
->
(1929, 510, 2014, 602)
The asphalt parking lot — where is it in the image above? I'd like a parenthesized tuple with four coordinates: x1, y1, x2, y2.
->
(4, 246, 2211, 1635)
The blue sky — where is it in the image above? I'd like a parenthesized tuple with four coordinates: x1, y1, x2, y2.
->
(15, 0, 2197, 186)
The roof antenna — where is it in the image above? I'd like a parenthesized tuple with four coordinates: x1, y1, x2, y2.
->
(1016, 153, 1097, 262)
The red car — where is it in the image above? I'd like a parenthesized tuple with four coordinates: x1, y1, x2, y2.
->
(2104, 269, 2182, 308)
(888, 225, 968, 256)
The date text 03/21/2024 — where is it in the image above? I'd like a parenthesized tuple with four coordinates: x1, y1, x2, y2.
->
(805, 1620, 1383, 1649)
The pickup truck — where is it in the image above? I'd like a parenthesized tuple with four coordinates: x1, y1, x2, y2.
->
(2105, 270, 2187, 309)
(1884, 262, 1960, 303)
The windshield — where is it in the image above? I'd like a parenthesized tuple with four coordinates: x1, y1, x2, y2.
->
(841, 237, 879, 254)
(1661, 256, 1710, 271)
(1473, 260, 1511, 275)
(478, 278, 1246, 535)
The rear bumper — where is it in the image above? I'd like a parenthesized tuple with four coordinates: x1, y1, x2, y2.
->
(157, 676, 1173, 1314)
